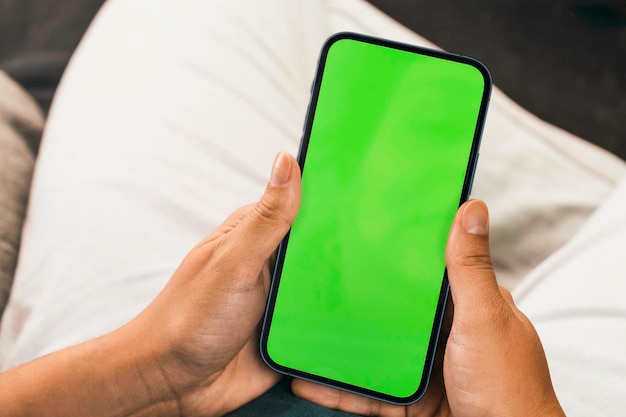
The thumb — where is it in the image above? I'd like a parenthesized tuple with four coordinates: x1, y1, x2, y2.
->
(231, 152, 302, 265)
(445, 200, 501, 313)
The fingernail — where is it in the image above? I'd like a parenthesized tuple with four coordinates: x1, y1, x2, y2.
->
(461, 200, 489, 236)
(270, 152, 291, 185)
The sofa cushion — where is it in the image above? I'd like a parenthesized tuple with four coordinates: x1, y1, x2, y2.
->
(0, 71, 43, 319)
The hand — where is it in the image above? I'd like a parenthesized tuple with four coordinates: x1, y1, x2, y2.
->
(293, 200, 566, 417)
(0, 152, 301, 417)
(127, 152, 302, 416)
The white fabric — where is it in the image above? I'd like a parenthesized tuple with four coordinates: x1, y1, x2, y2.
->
(514, 176, 626, 417)
(1, 0, 625, 415)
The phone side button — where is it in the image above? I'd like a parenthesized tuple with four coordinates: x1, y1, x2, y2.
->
(303, 104, 311, 133)
(468, 153, 479, 196)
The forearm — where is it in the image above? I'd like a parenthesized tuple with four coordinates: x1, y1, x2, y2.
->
(0, 325, 178, 417)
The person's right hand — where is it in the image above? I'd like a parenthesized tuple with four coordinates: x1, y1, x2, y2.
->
(293, 200, 567, 417)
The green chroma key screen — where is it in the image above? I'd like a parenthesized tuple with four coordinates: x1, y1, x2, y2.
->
(262, 33, 490, 403)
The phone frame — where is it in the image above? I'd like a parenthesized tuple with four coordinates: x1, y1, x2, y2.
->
(260, 32, 492, 405)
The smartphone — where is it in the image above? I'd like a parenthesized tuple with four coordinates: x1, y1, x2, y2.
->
(261, 32, 491, 404)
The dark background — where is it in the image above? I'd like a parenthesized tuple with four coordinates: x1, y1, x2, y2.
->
(1, 0, 624, 158)
(370, 0, 626, 159)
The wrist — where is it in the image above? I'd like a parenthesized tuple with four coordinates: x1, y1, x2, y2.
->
(96, 323, 182, 417)
(0, 321, 181, 417)
(121, 308, 226, 417)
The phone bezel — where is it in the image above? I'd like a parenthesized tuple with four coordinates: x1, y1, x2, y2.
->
(260, 31, 492, 405)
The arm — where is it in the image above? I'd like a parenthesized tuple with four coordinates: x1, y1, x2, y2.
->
(0, 326, 175, 417)
(0, 152, 301, 417)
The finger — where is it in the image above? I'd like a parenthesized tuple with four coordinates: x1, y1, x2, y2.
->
(445, 200, 501, 313)
(196, 204, 255, 246)
(498, 285, 532, 323)
(230, 152, 302, 265)
(292, 379, 406, 417)
(499, 285, 516, 308)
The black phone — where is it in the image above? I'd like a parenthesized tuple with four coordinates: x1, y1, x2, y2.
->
(261, 32, 491, 404)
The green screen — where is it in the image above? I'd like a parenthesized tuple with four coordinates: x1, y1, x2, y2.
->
(264, 35, 487, 401)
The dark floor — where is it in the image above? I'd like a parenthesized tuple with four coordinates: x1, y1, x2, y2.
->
(371, 0, 626, 159)
(1, 0, 625, 159)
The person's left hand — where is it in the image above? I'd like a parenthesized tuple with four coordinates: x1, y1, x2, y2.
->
(125, 152, 301, 416)
(291, 200, 565, 417)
